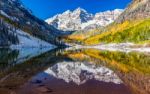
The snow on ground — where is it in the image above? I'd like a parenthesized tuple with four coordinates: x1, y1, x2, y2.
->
(92, 43, 150, 53)
(0, 10, 19, 21)
(11, 29, 56, 49)
(0, 10, 10, 18)
(66, 43, 150, 53)
(0, 10, 56, 49)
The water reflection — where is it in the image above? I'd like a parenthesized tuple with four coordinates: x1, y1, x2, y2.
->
(0, 48, 149, 94)
(0, 49, 18, 63)
(44, 61, 122, 85)
(0, 48, 52, 73)
(65, 48, 150, 94)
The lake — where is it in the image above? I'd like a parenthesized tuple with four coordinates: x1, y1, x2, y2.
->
(0, 48, 149, 94)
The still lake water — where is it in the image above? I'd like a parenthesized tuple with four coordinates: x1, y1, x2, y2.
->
(0, 48, 149, 94)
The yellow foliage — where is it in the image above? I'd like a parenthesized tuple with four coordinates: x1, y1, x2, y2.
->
(84, 19, 144, 45)
(68, 35, 85, 41)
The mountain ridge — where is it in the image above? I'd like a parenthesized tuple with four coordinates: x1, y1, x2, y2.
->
(115, 0, 150, 23)
(46, 8, 123, 31)
(84, 0, 150, 45)
(0, 0, 64, 47)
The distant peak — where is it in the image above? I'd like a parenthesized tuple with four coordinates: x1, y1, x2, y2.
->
(114, 9, 124, 11)
(45, 8, 123, 31)
(63, 10, 71, 14)
(76, 7, 85, 10)
(74, 7, 87, 13)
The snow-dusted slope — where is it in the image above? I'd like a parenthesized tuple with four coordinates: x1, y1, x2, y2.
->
(11, 29, 56, 48)
(45, 61, 122, 85)
(46, 8, 123, 31)
(0, 0, 61, 46)
(0, 9, 55, 48)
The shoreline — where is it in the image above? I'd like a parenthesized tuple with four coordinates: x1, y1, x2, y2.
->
(1, 43, 150, 53)
(66, 43, 150, 53)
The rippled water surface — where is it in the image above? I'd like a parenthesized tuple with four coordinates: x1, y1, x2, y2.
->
(0, 48, 150, 94)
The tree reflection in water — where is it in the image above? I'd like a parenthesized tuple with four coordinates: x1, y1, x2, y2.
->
(0, 48, 149, 94)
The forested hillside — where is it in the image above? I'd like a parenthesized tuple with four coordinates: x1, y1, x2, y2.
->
(84, 0, 150, 45)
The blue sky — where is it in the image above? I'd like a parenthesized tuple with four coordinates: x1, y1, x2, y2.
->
(21, 0, 131, 20)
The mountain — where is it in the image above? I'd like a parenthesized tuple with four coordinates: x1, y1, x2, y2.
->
(45, 8, 123, 31)
(0, 0, 62, 47)
(84, 0, 150, 45)
(116, 0, 150, 23)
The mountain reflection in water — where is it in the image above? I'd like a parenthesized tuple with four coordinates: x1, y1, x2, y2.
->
(0, 48, 149, 94)
(44, 61, 122, 85)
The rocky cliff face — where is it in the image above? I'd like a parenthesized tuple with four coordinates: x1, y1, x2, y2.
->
(0, 0, 62, 46)
(116, 0, 150, 23)
(46, 8, 123, 31)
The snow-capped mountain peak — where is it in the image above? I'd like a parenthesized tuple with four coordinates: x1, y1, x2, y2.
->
(73, 7, 87, 14)
(63, 10, 71, 15)
(45, 8, 123, 31)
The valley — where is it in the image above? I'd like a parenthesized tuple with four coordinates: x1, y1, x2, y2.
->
(0, 0, 150, 94)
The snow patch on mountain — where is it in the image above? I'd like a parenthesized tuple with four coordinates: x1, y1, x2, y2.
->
(0, 10, 56, 48)
(45, 8, 123, 31)
(45, 61, 122, 85)
(0, 0, 60, 46)
(0, 10, 19, 21)
(11, 29, 56, 48)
